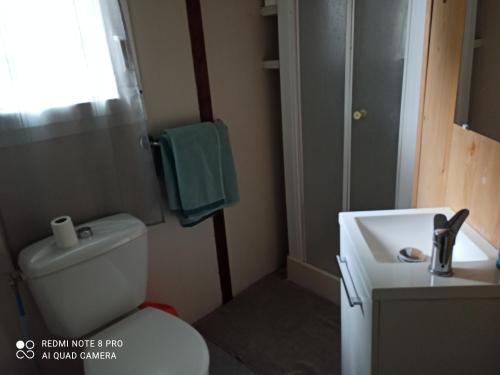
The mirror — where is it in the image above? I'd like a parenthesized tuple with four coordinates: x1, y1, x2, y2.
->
(455, 0, 500, 141)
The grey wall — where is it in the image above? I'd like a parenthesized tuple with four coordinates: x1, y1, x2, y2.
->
(0, 237, 84, 375)
(0, 124, 162, 258)
(0, 240, 36, 375)
(299, 0, 347, 274)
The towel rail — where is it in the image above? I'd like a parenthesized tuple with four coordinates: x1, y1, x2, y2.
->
(145, 119, 224, 148)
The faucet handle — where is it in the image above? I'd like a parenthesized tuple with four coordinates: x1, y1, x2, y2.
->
(447, 209, 470, 237)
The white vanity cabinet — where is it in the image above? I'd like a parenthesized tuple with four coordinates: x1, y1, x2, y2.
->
(338, 208, 500, 375)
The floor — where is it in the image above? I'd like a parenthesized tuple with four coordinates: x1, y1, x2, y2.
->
(195, 272, 341, 375)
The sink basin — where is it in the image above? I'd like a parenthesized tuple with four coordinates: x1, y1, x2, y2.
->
(339, 207, 499, 298)
(356, 213, 489, 263)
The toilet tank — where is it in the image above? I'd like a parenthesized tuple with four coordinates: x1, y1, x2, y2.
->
(18, 214, 148, 338)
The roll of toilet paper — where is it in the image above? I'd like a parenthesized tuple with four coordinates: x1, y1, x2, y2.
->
(51, 216, 78, 249)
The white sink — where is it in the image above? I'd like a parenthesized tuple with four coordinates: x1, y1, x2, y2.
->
(356, 213, 489, 263)
(339, 207, 500, 299)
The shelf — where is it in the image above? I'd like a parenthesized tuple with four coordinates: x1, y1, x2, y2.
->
(263, 60, 279, 70)
(260, 5, 277, 16)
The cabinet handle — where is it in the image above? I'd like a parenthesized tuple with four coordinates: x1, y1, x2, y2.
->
(336, 255, 362, 308)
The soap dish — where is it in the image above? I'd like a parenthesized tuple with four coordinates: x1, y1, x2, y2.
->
(397, 247, 426, 263)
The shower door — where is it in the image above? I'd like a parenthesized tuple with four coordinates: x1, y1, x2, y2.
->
(298, 0, 347, 273)
(279, 0, 423, 277)
(345, 0, 409, 211)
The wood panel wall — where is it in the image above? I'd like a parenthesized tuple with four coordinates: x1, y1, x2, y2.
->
(415, 0, 500, 248)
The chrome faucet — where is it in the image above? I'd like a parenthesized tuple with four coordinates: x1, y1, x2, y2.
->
(429, 209, 469, 277)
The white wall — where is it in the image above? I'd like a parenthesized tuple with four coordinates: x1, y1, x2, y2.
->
(395, 0, 428, 209)
(128, 0, 286, 310)
(126, 0, 222, 324)
(129, 0, 287, 303)
(201, 0, 287, 294)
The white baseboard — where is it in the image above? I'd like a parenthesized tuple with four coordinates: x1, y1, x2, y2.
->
(287, 256, 340, 305)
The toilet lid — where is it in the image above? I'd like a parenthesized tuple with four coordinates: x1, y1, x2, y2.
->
(83, 307, 209, 375)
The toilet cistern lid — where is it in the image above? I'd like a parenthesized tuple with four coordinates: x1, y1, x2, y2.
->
(18, 214, 145, 279)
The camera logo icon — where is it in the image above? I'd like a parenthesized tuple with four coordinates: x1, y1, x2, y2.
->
(15, 340, 35, 359)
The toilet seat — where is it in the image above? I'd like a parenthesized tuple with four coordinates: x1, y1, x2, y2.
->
(84, 307, 209, 375)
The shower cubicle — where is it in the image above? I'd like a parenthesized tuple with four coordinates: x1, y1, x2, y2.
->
(278, 0, 428, 298)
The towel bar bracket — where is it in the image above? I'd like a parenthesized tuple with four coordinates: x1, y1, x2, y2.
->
(139, 135, 160, 149)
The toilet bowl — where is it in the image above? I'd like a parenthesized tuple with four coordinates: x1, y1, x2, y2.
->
(85, 308, 209, 375)
(18, 214, 209, 374)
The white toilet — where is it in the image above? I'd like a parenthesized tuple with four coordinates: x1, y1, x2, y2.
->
(18, 213, 209, 375)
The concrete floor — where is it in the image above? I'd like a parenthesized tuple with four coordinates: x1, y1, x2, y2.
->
(196, 273, 341, 375)
(206, 341, 256, 375)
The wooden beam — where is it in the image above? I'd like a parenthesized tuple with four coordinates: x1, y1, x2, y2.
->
(185, 0, 233, 303)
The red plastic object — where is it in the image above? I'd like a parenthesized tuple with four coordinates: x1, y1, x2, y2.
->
(139, 301, 179, 317)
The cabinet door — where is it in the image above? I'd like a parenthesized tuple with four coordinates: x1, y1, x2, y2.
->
(378, 299, 500, 374)
(340, 231, 375, 374)
(341, 288, 374, 375)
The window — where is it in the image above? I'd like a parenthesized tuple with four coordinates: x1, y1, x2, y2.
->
(0, 0, 118, 114)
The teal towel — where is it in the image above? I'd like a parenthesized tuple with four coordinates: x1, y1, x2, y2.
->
(159, 121, 239, 226)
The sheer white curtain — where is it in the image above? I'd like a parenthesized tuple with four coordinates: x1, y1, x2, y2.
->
(0, 0, 145, 146)
(0, 0, 163, 256)
(0, 0, 118, 114)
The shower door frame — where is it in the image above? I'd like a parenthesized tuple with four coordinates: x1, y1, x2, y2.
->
(278, 0, 306, 261)
(278, 0, 429, 263)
